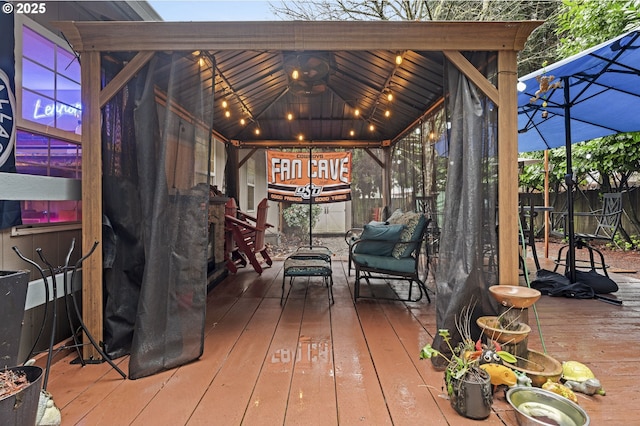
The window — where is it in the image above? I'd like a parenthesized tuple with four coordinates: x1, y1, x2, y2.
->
(247, 157, 255, 211)
(21, 26, 82, 134)
(15, 131, 82, 224)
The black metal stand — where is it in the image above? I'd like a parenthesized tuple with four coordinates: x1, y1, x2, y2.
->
(13, 239, 126, 388)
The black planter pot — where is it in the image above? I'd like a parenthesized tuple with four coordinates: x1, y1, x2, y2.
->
(0, 270, 29, 368)
(448, 368, 493, 420)
(0, 365, 43, 426)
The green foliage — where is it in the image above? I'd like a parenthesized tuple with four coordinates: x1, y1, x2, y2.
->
(282, 204, 322, 237)
(556, 0, 640, 57)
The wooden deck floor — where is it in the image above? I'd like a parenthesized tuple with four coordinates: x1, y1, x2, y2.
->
(43, 255, 640, 425)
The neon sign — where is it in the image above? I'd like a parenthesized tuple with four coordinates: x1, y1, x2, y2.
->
(33, 98, 81, 120)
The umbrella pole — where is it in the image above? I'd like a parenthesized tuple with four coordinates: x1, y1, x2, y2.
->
(563, 78, 577, 283)
(309, 146, 313, 248)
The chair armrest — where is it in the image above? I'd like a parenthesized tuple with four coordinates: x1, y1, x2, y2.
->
(345, 228, 364, 245)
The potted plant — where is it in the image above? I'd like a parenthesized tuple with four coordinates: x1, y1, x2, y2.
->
(420, 306, 493, 420)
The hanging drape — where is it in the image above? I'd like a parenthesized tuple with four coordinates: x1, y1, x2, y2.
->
(102, 53, 212, 379)
(431, 53, 500, 364)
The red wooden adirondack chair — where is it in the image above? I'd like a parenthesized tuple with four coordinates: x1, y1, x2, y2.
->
(224, 198, 273, 274)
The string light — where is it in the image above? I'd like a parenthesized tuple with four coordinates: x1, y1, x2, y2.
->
(222, 99, 228, 109)
(354, 108, 360, 117)
(395, 54, 403, 65)
(387, 92, 393, 102)
(384, 110, 391, 118)
(349, 130, 355, 137)
(240, 118, 246, 125)
(225, 110, 231, 118)
(369, 124, 375, 132)
(255, 128, 261, 135)
(298, 134, 304, 141)
(291, 69, 299, 80)
(287, 113, 293, 121)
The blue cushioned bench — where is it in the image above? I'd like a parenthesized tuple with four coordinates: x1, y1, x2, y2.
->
(350, 212, 431, 303)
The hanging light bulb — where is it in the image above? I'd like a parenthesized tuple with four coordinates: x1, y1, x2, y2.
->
(255, 128, 261, 135)
(298, 134, 304, 141)
(222, 99, 228, 109)
(225, 110, 231, 118)
(395, 54, 403, 65)
(354, 108, 360, 117)
(240, 118, 246, 125)
(349, 130, 355, 137)
(387, 91, 393, 102)
(384, 110, 391, 118)
(369, 124, 375, 132)
(292, 69, 299, 80)
(287, 113, 293, 121)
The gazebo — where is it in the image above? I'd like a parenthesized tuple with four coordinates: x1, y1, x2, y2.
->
(54, 19, 540, 371)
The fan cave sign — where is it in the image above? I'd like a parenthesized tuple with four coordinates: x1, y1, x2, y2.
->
(267, 150, 352, 204)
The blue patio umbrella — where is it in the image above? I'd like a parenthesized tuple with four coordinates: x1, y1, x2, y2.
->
(517, 27, 640, 282)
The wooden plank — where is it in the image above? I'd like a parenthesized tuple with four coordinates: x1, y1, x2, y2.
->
(131, 297, 262, 425)
(443, 50, 499, 106)
(284, 291, 337, 425)
(241, 296, 305, 425)
(80, 50, 104, 360)
(99, 51, 155, 108)
(357, 301, 447, 425)
(54, 21, 542, 53)
(332, 304, 393, 425)
(497, 49, 519, 286)
(186, 298, 284, 425)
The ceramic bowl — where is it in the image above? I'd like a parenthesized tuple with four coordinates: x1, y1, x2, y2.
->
(507, 386, 590, 426)
(509, 349, 563, 387)
(489, 285, 541, 308)
(476, 316, 531, 344)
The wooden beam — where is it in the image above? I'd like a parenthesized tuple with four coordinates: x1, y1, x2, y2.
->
(100, 51, 155, 108)
(238, 148, 258, 168)
(443, 50, 500, 106)
(364, 148, 384, 168)
(80, 50, 104, 360)
(497, 50, 519, 286)
(54, 21, 542, 53)
(237, 140, 384, 149)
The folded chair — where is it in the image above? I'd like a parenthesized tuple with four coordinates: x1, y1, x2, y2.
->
(553, 192, 623, 278)
(224, 198, 273, 274)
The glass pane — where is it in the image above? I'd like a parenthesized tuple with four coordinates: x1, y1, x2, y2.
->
(49, 201, 81, 222)
(55, 101, 82, 133)
(22, 89, 56, 127)
(21, 59, 55, 95)
(21, 201, 49, 224)
(50, 139, 80, 178)
(22, 27, 54, 69)
(15, 130, 49, 175)
(57, 47, 81, 83)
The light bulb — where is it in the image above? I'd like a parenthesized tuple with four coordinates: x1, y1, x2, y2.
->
(225, 110, 231, 118)
(349, 130, 355, 137)
(354, 109, 360, 117)
(292, 69, 299, 80)
(395, 54, 403, 65)
(384, 110, 391, 118)
(387, 92, 393, 102)
(240, 118, 246, 125)
(255, 128, 261, 135)
(222, 99, 228, 108)
(287, 113, 293, 121)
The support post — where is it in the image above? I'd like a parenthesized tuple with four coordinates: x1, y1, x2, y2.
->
(497, 50, 519, 286)
(80, 50, 103, 360)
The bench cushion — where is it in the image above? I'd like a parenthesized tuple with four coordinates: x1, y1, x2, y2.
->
(388, 212, 426, 258)
(353, 223, 405, 257)
(351, 253, 416, 274)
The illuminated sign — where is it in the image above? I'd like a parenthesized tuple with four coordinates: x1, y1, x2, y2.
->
(32, 98, 81, 120)
(0, 69, 16, 168)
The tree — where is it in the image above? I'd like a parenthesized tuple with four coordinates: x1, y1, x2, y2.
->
(270, 0, 563, 75)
